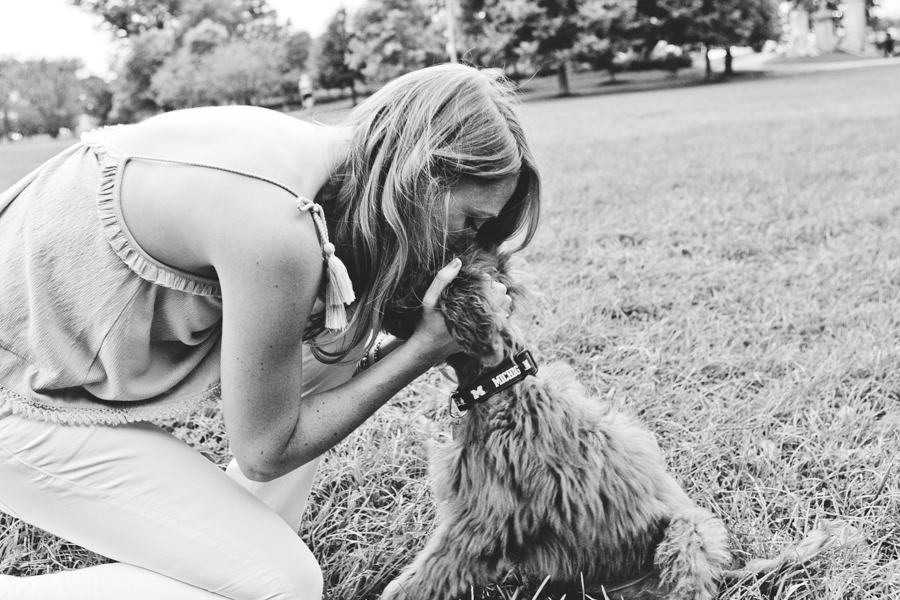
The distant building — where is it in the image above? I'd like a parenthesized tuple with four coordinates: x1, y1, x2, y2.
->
(840, 0, 870, 54)
(785, 1, 875, 57)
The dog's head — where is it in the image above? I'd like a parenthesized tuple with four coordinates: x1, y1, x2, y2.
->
(438, 248, 529, 385)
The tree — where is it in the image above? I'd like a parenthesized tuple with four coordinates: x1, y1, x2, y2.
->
(110, 28, 175, 122)
(70, 0, 181, 37)
(74, 0, 321, 119)
(0, 60, 16, 140)
(71, 0, 280, 39)
(744, 0, 781, 52)
(83, 0, 306, 119)
(204, 39, 287, 105)
(280, 31, 313, 99)
(457, 0, 539, 75)
(79, 75, 114, 125)
(690, 0, 781, 76)
(150, 46, 213, 110)
(284, 31, 313, 72)
(175, 0, 282, 41)
(348, 0, 446, 85)
(152, 25, 286, 110)
(630, 0, 779, 77)
(575, 0, 637, 80)
(632, 0, 700, 53)
(315, 9, 364, 105)
(518, 0, 606, 95)
(459, 0, 596, 95)
(10, 59, 84, 137)
(182, 18, 230, 55)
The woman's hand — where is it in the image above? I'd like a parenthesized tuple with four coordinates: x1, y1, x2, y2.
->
(408, 258, 514, 363)
(410, 258, 464, 361)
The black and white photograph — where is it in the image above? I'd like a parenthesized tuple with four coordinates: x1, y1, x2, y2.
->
(0, 0, 898, 598)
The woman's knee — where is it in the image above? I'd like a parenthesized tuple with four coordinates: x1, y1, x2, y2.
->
(293, 543, 324, 600)
(267, 540, 323, 600)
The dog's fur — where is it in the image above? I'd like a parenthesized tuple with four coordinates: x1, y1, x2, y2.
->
(381, 251, 731, 600)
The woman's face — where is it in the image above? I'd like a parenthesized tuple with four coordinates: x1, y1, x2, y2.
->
(447, 175, 518, 248)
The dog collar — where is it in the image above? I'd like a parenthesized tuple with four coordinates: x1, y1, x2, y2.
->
(450, 350, 538, 414)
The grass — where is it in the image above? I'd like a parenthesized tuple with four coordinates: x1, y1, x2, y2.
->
(2, 65, 900, 599)
(0, 137, 77, 191)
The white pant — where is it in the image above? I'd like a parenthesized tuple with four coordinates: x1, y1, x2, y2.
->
(0, 354, 357, 600)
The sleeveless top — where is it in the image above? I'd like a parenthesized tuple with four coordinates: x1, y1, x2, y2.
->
(0, 127, 360, 426)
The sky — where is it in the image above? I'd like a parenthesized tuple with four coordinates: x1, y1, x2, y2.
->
(0, 0, 362, 78)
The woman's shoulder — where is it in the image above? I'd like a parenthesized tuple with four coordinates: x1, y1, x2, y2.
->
(108, 106, 340, 200)
(128, 105, 307, 139)
(108, 107, 338, 284)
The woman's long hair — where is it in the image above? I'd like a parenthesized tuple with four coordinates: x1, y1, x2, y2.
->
(309, 63, 541, 361)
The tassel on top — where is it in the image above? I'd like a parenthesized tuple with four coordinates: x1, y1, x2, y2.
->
(297, 199, 356, 331)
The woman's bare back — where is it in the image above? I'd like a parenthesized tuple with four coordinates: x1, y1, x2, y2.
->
(107, 106, 350, 281)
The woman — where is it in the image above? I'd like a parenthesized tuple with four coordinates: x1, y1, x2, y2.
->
(0, 63, 540, 599)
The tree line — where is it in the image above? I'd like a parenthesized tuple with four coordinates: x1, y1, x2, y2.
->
(73, 0, 312, 123)
(1, 0, 785, 137)
(0, 59, 110, 139)
(319, 0, 782, 97)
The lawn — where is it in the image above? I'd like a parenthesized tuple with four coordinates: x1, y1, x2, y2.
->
(0, 137, 77, 191)
(2, 65, 900, 599)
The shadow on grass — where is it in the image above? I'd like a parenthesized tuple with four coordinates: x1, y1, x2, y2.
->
(518, 68, 772, 104)
(298, 65, 776, 121)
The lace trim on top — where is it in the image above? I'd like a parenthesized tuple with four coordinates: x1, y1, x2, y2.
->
(0, 382, 221, 426)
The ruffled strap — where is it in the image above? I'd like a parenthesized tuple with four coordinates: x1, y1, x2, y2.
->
(81, 127, 222, 297)
(81, 127, 356, 327)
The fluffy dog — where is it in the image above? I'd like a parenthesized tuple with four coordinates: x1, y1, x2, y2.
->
(381, 251, 731, 600)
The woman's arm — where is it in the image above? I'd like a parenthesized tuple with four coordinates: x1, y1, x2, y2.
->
(204, 183, 461, 482)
